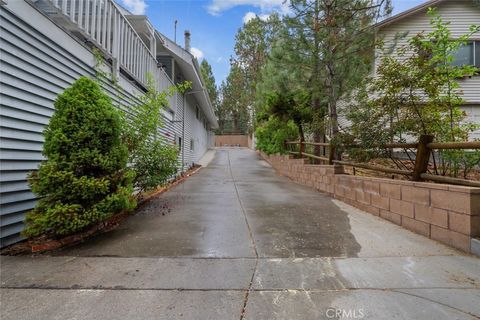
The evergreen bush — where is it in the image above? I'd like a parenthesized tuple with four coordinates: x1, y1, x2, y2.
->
(23, 77, 136, 238)
(255, 116, 299, 155)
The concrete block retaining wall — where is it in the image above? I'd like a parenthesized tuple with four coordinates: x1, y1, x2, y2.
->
(261, 152, 480, 254)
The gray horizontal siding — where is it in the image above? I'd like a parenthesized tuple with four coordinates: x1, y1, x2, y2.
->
(0, 5, 184, 247)
(376, 0, 480, 103)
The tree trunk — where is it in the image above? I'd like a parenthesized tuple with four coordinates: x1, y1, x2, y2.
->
(297, 121, 305, 143)
(233, 113, 238, 134)
(311, 0, 325, 163)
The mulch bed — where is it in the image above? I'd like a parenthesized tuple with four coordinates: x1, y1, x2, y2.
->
(1, 165, 202, 256)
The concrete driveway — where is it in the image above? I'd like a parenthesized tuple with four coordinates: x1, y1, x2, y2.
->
(1, 148, 480, 319)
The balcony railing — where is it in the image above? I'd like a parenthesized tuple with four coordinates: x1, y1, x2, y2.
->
(38, 0, 172, 90)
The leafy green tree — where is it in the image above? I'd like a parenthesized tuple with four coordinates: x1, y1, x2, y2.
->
(346, 10, 479, 177)
(24, 77, 136, 238)
(122, 76, 190, 192)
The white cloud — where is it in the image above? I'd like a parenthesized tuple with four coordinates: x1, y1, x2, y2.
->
(243, 11, 271, 24)
(190, 47, 204, 60)
(258, 13, 271, 20)
(120, 0, 147, 15)
(243, 12, 257, 24)
(207, 0, 289, 16)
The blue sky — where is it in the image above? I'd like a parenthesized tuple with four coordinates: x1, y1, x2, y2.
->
(120, 0, 425, 86)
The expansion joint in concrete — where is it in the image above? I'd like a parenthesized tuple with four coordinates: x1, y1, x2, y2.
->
(226, 150, 259, 319)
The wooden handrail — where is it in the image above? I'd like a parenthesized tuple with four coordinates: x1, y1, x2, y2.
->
(288, 141, 480, 150)
(420, 173, 480, 187)
(302, 152, 330, 162)
(333, 160, 413, 176)
(287, 141, 418, 149)
(427, 141, 480, 149)
(302, 142, 330, 147)
(284, 137, 479, 185)
(345, 143, 419, 149)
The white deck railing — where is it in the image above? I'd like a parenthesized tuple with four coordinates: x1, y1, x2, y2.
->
(45, 0, 172, 89)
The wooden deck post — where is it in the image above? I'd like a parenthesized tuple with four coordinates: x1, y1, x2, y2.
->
(412, 135, 434, 181)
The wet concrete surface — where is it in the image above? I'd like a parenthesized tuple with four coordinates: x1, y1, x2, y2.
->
(54, 148, 360, 258)
(2, 148, 480, 319)
(0, 289, 244, 320)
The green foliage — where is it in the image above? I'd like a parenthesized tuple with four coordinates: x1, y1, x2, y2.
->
(199, 59, 218, 106)
(200, 59, 222, 133)
(280, 0, 390, 140)
(122, 75, 188, 192)
(216, 14, 282, 135)
(24, 77, 136, 238)
(234, 14, 282, 100)
(133, 140, 179, 191)
(345, 10, 479, 176)
(219, 65, 251, 134)
(255, 116, 299, 155)
(252, 0, 389, 154)
(256, 39, 314, 141)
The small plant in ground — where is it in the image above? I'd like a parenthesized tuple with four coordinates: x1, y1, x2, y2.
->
(131, 140, 179, 192)
(23, 77, 136, 238)
(122, 75, 191, 192)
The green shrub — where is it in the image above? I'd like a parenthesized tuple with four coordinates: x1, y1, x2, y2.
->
(255, 116, 298, 155)
(23, 77, 136, 238)
(131, 140, 179, 192)
(122, 75, 186, 192)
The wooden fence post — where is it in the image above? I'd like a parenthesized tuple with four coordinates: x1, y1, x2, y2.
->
(328, 144, 335, 165)
(412, 135, 434, 181)
(299, 140, 304, 158)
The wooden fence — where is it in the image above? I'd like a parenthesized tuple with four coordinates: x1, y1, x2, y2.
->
(285, 135, 480, 187)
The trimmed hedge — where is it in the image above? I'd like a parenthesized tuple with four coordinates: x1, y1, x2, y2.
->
(23, 77, 136, 238)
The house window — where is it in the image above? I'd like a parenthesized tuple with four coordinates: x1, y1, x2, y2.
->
(451, 41, 480, 68)
(190, 139, 194, 151)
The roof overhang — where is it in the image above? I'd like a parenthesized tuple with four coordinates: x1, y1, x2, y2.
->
(156, 32, 219, 129)
(375, 0, 449, 29)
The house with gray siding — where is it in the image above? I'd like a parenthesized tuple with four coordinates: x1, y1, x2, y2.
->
(374, 0, 480, 138)
(0, 0, 218, 247)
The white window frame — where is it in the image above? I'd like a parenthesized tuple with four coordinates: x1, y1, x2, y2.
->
(452, 40, 480, 68)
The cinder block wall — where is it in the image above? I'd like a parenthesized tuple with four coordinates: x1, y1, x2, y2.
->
(215, 135, 249, 147)
(261, 152, 480, 253)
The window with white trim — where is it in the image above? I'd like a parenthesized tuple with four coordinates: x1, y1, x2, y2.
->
(451, 41, 480, 68)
